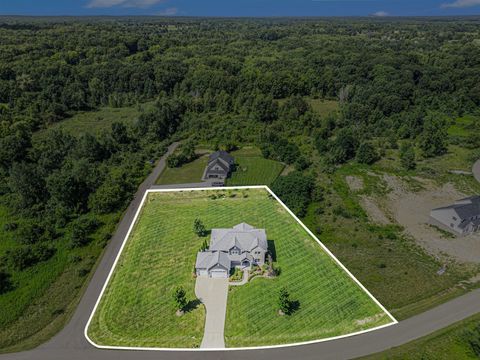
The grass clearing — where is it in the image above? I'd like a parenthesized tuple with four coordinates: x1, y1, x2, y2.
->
(309, 98, 339, 117)
(226, 147, 285, 186)
(448, 115, 479, 138)
(87, 188, 393, 348)
(155, 155, 209, 185)
(34, 102, 153, 138)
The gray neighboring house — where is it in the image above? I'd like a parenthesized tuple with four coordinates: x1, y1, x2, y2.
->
(429, 196, 480, 236)
(195, 223, 268, 278)
(201, 150, 235, 184)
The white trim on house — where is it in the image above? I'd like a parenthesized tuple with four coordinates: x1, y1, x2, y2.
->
(84, 185, 398, 352)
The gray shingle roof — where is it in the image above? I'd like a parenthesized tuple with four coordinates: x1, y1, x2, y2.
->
(195, 250, 231, 270)
(209, 150, 234, 164)
(432, 196, 480, 220)
(210, 223, 268, 252)
(206, 159, 229, 174)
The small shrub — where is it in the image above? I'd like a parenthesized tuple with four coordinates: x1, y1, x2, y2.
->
(77, 268, 90, 277)
(0, 269, 13, 294)
(332, 206, 352, 219)
(173, 287, 187, 311)
(193, 218, 207, 237)
(16, 222, 44, 245)
(69, 227, 90, 248)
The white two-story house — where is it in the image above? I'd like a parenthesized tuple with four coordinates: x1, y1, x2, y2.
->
(195, 223, 268, 278)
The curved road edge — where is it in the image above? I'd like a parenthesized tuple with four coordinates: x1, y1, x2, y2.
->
(0, 143, 479, 360)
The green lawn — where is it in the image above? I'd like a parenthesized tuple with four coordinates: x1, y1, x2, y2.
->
(155, 155, 209, 185)
(87, 189, 393, 348)
(226, 147, 285, 186)
(364, 313, 480, 360)
(155, 147, 284, 186)
(448, 115, 479, 138)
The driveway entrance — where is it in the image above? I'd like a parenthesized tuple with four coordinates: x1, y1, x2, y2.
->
(194, 276, 229, 348)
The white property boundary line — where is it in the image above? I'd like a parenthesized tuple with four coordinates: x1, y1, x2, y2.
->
(84, 185, 398, 352)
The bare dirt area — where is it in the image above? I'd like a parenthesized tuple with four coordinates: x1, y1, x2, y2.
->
(382, 175, 480, 264)
(360, 196, 391, 225)
(346, 175, 364, 191)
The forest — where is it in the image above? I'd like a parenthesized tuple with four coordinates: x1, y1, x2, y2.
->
(0, 16, 480, 351)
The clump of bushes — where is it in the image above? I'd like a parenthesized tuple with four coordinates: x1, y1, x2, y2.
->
(271, 171, 314, 217)
(3, 243, 56, 271)
(0, 268, 13, 294)
(167, 141, 196, 168)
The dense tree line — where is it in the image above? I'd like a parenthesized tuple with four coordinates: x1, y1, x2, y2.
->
(0, 16, 479, 325)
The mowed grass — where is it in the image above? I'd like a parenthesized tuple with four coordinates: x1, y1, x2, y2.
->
(155, 155, 209, 185)
(226, 147, 285, 186)
(87, 189, 392, 348)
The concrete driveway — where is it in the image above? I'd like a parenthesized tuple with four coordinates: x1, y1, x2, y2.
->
(194, 277, 229, 349)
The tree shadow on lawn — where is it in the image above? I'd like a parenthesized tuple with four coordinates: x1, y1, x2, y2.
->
(267, 240, 277, 261)
(183, 298, 202, 313)
(288, 299, 300, 315)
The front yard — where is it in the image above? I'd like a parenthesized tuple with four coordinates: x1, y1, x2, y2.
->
(87, 188, 393, 348)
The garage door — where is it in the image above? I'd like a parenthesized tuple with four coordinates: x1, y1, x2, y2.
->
(210, 270, 227, 278)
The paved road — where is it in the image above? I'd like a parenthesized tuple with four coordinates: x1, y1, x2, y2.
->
(473, 159, 480, 183)
(0, 142, 479, 359)
(195, 277, 229, 348)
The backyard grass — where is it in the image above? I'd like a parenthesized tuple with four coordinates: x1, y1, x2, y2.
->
(226, 147, 285, 186)
(155, 147, 284, 186)
(155, 155, 209, 185)
(87, 188, 393, 348)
